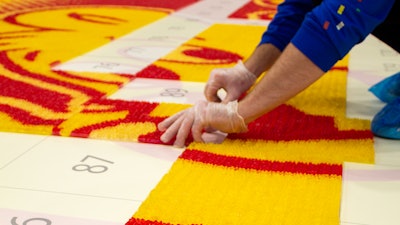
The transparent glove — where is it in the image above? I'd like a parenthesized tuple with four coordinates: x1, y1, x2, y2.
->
(158, 100, 248, 148)
(205, 60, 257, 103)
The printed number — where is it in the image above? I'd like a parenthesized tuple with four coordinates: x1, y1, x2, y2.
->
(11, 217, 51, 225)
(72, 155, 114, 174)
(126, 47, 145, 54)
(168, 25, 184, 30)
(380, 49, 398, 57)
(384, 63, 400, 72)
(160, 88, 188, 97)
(93, 62, 119, 69)
(147, 36, 168, 41)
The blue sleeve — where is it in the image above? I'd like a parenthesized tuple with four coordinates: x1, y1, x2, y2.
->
(259, 0, 316, 51)
(291, 0, 395, 71)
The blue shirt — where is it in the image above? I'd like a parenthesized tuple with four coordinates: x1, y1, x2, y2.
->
(260, 0, 395, 72)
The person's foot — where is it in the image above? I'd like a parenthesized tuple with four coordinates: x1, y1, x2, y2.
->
(369, 71, 400, 103)
(371, 97, 400, 139)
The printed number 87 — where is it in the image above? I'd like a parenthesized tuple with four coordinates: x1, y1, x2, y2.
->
(72, 155, 114, 174)
(11, 217, 51, 225)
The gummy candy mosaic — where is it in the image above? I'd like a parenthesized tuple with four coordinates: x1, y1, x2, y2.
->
(0, 1, 374, 225)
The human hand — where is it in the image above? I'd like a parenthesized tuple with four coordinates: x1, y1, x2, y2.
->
(204, 60, 257, 103)
(158, 100, 248, 148)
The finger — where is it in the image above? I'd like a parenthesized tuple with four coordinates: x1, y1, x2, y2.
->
(205, 70, 225, 103)
(192, 101, 207, 142)
(173, 109, 195, 147)
(192, 119, 204, 143)
(222, 92, 236, 104)
(204, 82, 222, 102)
(201, 131, 227, 144)
(157, 110, 186, 131)
(160, 115, 185, 144)
(204, 126, 217, 133)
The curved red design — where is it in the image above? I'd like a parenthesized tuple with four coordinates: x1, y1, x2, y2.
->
(68, 12, 128, 25)
(135, 65, 181, 80)
(183, 46, 242, 62)
(229, 104, 373, 141)
(181, 149, 342, 176)
(3, 12, 70, 31)
(69, 99, 161, 138)
(229, 1, 279, 20)
(24, 50, 40, 61)
(0, 104, 64, 126)
(0, 75, 71, 113)
(52, 70, 128, 86)
(161, 45, 243, 65)
(0, 50, 107, 99)
(126, 218, 173, 225)
(0, 0, 199, 14)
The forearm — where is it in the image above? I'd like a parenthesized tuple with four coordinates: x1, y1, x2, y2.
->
(244, 43, 281, 77)
(238, 43, 324, 123)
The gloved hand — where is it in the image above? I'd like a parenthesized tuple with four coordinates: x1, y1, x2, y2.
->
(158, 100, 248, 147)
(204, 60, 257, 103)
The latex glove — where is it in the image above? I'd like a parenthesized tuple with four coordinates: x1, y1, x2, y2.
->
(158, 100, 248, 148)
(205, 60, 257, 103)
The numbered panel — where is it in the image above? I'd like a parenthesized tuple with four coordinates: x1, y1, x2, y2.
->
(174, 0, 262, 24)
(116, 15, 210, 43)
(0, 187, 140, 222)
(348, 35, 400, 85)
(0, 208, 120, 225)
(53, 15, 209, 75)
(110, 78, 213, 104)
(340, 162, 400, 225)
(52, 55, 146, 74)
(0, 132, 47, 169)
(0, 136, 183, 202)
(347, 35, 400, 120)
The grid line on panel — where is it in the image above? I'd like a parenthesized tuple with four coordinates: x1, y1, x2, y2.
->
(0, 186, 140, 202)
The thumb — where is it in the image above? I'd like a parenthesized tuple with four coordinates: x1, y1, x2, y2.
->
(221, 92, 238, 104)
(204, 82, 222, 102)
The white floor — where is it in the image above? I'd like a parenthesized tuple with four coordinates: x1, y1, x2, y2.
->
(341, 36, 400, 225)
(1, 1, 400, 224)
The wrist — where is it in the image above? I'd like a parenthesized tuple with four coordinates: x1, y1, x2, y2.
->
(236, 60, 257, 84)
(205, 100, 248, 133)
(226, 100, 248, 133)
(244, 43, 281, 76)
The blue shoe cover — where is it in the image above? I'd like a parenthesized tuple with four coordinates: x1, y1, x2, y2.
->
(371, 97, 400, 139)
(369, 72, 400, 103)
